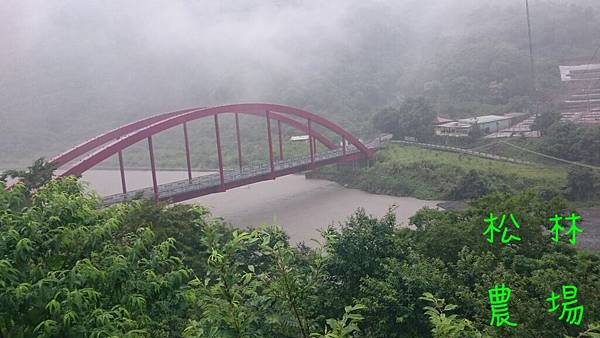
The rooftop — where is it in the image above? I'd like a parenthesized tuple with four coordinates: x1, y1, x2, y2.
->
(458, 115, 511, 124)
(433, 116, 455, 124)
(559, 64, 600, 81)
(436, 121, 472, 128)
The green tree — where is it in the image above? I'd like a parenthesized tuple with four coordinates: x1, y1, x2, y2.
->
(419, 292, 483, 338)
(396, 97, 437, 141)
(565, 167, 596, 200)
(372, 107, 400, 136)
(531, 111, 561, 137)
(372, 97, 436, 141)
(1, 158, 56, 193)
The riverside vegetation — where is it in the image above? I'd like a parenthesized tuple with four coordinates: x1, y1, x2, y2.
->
(309, 144, 581, 201)
(2, 163, 600, 337)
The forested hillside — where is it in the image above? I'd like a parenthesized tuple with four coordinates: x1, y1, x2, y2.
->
(2, 0, 600, 168)
(2, 173, 600, 337)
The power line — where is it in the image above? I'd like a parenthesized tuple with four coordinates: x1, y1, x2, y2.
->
(499, 140, 600, 171)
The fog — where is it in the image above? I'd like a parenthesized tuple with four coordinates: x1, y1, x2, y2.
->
(1, 0, 599, 167)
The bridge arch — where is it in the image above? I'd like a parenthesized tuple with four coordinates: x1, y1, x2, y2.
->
(53, 103, 373, 203)
(52, 107, 340, 169)
(58, 103, 371, 176)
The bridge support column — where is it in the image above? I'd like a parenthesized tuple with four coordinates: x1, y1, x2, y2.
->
(235, 113, 243, 172)
(266, 110, 275, 174)
(342, 137, 346, 156)
(148, 136, 159, 202)
(308, 119, 314, 166)
(214, 114, 225, 189)
(118, 150, 127, 194)
(277, 120, 283, 161)
(183, 122, 192, 182)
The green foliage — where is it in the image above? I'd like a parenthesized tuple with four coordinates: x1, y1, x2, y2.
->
(373, 97, 436, 141)
(540, 123, 600, 165)
(419, 292, 482, 338)
(316, 191, 600, 337)
(310, 304, 365, 338)
(310, 145, 566, 200)
(532, 111, 561, 136)
(1, 158, 56, 193)
(568, 322, 600, 338)
(565, 168, 597, 201)
(3, 160, 600, 337)
(0, 178, 195, 337)
(0, 173, 366, 338)
(373, 107, 400, 136)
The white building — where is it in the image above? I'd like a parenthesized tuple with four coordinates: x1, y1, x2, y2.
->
(434, 122, 472, 137)
(458, 115, 512, 133)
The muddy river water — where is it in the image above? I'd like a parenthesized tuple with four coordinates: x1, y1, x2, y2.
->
(81, 170, 441, 244)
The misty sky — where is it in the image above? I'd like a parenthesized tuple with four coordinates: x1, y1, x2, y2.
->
(1, 0, 598, 167)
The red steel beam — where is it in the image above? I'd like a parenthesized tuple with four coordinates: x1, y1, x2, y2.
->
(147, 136, 159, 202)
(51, 106, 339, 171)
(214, 114, 225, 188)
(118, 150, 126, 194)
(183, 122, 192, 182)
(51, 107, 200, 167)
(235, 113, 243, 171)
(60, 104, 372, 177)
(308, 119, 314, 165)
(277, 120, 283, 160)
(266, 110, 275, 173)
(58, 110, 338, 176)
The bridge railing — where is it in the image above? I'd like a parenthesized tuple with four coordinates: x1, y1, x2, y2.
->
(101, 145, 363, 205)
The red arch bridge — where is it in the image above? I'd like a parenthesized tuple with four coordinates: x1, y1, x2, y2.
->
(51, 103, 386, 205)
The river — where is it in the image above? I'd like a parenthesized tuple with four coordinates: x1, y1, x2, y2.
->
(81, 170, 441, 244)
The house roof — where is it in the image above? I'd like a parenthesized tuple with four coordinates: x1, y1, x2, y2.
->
(433, 116, 455, 124)
(504, 112, 527, 118)
(436, 121, 472, 128)
(458, 115, 511, 125)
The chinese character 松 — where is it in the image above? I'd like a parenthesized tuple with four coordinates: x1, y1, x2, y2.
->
(484, 213, 522, 244)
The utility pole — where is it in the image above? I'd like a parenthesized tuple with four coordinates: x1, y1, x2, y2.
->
(525, 0, 538, 120)
(525, 0, 535, 93)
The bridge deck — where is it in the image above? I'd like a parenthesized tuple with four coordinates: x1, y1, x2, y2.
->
(102, 145, 363, 205)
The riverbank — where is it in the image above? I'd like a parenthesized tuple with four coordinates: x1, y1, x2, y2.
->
(308, 144, 567, 200)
